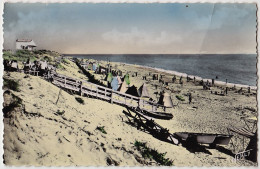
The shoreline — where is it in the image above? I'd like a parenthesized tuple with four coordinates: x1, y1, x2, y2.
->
(68, 55, 257, 90)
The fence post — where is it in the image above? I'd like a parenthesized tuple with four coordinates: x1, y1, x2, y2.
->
(110, 91, 113, 104)
(105, 88, 107, 98)
(64, 77, 67, 87)
(80, 81, 83, 96)
(96, 86, 98, 97)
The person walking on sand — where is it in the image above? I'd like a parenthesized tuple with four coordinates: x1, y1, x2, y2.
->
(189, 93, 192, 104)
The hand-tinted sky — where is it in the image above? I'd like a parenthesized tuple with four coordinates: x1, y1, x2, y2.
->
(3, 3, 257, 54)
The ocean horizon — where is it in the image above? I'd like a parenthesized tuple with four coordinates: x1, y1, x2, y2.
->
(64, 54, 257, 87)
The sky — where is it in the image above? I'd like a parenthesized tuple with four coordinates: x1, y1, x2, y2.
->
(3, 3, 257, 54)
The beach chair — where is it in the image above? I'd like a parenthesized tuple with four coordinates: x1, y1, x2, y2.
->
(227, 116, 257, 153)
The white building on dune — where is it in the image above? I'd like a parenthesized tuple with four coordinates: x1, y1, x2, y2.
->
(16, 39, 37, 51)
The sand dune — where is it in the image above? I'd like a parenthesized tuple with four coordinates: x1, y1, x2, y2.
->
(3, 59, 257, 166)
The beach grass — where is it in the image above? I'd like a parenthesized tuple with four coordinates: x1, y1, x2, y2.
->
(3, 50, 60, 64)
(56, 110, 65, 115)
(75, 97, 84, 104)
(134, 140, 173, 166)
(3, 91, 22, 118)
(176, 95, 185, 101)
(56, 63, 65, 70)
(96, 126, 107, 134)
(3, 78, 20, 92)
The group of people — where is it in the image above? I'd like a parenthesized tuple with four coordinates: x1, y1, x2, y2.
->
(3, 60, 19, 71)
(4, 58, 56, 76)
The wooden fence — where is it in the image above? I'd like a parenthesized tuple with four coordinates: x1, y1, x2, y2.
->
(51, 72, 166, 113)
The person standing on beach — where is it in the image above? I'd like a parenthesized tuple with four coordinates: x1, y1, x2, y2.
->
(225, 87, 228, 95)
(179, 76, 183, 84)
(172, 75, 176, 83)
(189, 93, 192, 104)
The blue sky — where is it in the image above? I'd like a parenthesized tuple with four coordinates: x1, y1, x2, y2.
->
(3, 3, 257, 54)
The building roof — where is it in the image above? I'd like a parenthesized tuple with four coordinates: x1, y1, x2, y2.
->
(16, 39, 37, 47)
(16, 39, 33, 42)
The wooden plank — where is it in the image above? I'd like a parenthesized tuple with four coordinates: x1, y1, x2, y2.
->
(82, 90, 110, 100)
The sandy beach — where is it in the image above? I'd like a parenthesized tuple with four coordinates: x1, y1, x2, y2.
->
(3, 57, 257, 166)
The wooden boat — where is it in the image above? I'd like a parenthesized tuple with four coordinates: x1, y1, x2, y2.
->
(142, 110, 173, 120)
(174, 132, 233, 145)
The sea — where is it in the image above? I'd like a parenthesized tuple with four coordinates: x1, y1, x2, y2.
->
(64, 54, 257, 87)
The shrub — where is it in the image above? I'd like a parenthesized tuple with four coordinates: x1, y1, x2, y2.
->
(3, 78, 20, 92)
(56, 110, 65, 115)
(75, 97, 84, 104)
(56, 63, 65, 70)
(3, 92, 23, 118)
(63, 59, 70, 64)
(134, 140, 173, 166)
(43, 55, 52, 62)
(176, 95, 185, 101)
(96, 126, 107, 134)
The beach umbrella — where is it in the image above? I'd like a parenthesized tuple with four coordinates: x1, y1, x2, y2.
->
(138, 83, 150, 98)
(157, 92, 174, 108)
(126, 85, 139, 97)
(111, 76, 119, 91)
(124, 74, 130, 85)
(106, 72, 113, 83)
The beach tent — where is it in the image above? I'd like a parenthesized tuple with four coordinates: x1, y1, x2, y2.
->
(40, 61, 48, 70)
(111, 76, 119, 91)
(97, 66, 107, 74)
(119, 81, 128, 93)
(117, 76, 122, 88)
(88, 62, 93, 70)
(138, 83, 150, 98)
(11, 61, 18, 70)
(106, 72, 113, 83)
(124, 74, 130, 85)
(157, 92, 174, 108)
(93, 63, 98, 71)
(126, 85, 139, 97)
